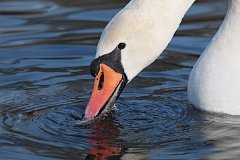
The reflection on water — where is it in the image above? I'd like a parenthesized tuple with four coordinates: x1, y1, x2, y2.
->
(86, 116, 122, 160)
(1, 0, 240, 160)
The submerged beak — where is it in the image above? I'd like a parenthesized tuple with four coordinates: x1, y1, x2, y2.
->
(84, 64, 127, 119)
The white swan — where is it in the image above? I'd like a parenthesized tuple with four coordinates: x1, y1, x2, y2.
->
(84, 0, 240, 119)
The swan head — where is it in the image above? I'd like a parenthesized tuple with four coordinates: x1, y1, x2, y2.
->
(84, 0, 190, 119)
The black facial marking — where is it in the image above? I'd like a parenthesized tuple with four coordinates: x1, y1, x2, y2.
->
(90, 44, 127, 80)
(90, 58, 100, 77)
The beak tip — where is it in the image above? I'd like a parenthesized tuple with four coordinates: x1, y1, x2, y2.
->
(84, 110, 95, 119)
(84, 105, 100, 119)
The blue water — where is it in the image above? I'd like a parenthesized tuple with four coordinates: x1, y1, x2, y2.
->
(1, 0, 240, 160)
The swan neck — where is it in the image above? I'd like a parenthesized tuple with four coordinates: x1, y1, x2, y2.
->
(229, 0, 240, 12)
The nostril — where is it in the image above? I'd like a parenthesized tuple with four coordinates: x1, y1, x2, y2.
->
(98, 72, 104, 90)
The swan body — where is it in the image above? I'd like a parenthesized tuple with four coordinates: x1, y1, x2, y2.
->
(85, 0, 240, 118)
(188, 0, 240, 114)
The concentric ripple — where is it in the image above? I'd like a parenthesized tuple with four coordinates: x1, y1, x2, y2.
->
(2, 0, 240, 160)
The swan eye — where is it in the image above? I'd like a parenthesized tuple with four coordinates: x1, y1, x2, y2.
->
(118, 43, 126, 50)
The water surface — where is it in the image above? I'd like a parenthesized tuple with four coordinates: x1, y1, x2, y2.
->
(1, 0, 240, 160)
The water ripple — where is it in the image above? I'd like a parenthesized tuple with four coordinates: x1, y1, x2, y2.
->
(2, 0, 240, 160)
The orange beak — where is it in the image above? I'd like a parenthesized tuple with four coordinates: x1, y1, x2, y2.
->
(84, 64, 126, 119)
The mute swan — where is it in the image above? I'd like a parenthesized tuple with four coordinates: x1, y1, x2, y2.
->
(84, 0, 240, 119)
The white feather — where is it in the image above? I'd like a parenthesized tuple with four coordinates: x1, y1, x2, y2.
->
(96, 0, 240, 115)
(97, 0, 194, 80)
(188, 0, 240, 115)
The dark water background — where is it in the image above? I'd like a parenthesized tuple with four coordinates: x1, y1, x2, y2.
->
(1, 0, 240, 159)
